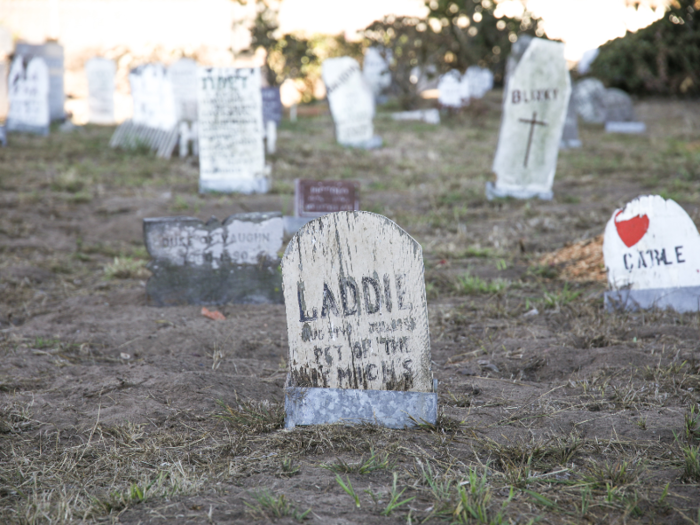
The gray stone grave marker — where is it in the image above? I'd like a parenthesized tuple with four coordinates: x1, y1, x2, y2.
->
(169, 58, 198, 122)
(15, 42, 64, 121)
(464, 66, 493, 99)
(488, 38, 570, 200)
(573, 78, 606, 124)
(295, 179, 360, 218)
(282, 211, 436, 429)
(261, 86, 282, 126)
(144, 212, 283, 306)
(86, 57, 116, 124)
(604, 195, 700, 313)
(197, 67, 267, 193)
(323, 57, 381, 149)
(6, 56, 50, 136)
(560, 76, 581, 149)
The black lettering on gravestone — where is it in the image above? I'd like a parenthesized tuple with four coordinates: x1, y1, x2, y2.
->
(144, 212, 283, 306)
(282, 211, 436, 429)
(295, 180, 360, 218)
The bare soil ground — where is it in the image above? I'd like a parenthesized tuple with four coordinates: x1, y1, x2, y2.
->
(2, 92, 700, 524)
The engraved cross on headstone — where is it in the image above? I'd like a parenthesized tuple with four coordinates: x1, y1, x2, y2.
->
(518, 112, 548, 168)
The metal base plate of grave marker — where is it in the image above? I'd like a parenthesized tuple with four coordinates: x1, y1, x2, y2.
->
(284, 380, 438, 429)
(485, 181, 553, 201)
(605, 286, 700, 314)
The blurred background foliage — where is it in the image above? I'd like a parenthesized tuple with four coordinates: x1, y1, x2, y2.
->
(590, 0, 700, 97)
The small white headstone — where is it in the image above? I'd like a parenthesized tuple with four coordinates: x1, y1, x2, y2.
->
(489, 38, 571, 200)
(197, 67, 267, 193)
(85, 57, 116, 124)
(6, 56, 50, 136)
(282, 211, 433, 393)
(169, 58, 198, 122)
(573, 78, 607, 124)
(323, 57, 377, 148)
(604, 196, 700, 312)
(363, 47, 391, 98)
(464, 66, 494, 99)
(14, 42, 64, 122)
(130, 63, 177, 131)
(438, 70, 464, 108)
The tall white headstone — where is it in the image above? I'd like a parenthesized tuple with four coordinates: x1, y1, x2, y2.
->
(129, 63, 177, 131)
(169, 58, 198, 122)
(464, 66, 494, 99)
(438, 70, 464, 108)
(323, 57, 378, 148)
(85, 57, 116, 124)
(363, 47, 391, 99)
(197, 67, 267, 193)
(604, 195, 700, 313)
(488, 38, 571, 200)
(6, 56, 50, 136)
(15, 42, 64, 122)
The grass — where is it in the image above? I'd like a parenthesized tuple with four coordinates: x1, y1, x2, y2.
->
(455, 272, 509, 295)
(103, 257, 148, 279)
(335, 474, 361, 508)
(381, 473, 414, 516)
(216, 397, 284, 434)
(322, 449, 394, 474)
(244, 490, 311, 521)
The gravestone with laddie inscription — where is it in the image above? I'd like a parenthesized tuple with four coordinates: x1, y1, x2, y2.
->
(6, 56, 50, 136)
(144, 212, 283, 306)
(323, 57, 381, 149)
(86, 57, 116, 124)
(15, 42, 64, 121)
(282, 211, 437, 429)
(198, 67, 267, 193)
(604, 195, 700, 313)
(488, 37, 570, 200)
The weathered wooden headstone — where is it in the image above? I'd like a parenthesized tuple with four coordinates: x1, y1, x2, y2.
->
(573, 78, 607, 124)
(604, 195, 700, 313)
(295, 180, 360, 218)
(488, 38, 570, 200)
(323, 57, 381, 149)
(464, 66, 493, 99)
(130, 63, 177, 131)
(363, 47, 391, 100)
(15, 42, 64, 121)
(282, 211, 436, 429)
(169, 58, 198, 122)
(85, 57, 116, 124)
(6, 56, 50, 136)
(197, 67, 267, 193)
(438, 70, 464, 108)
(144, 212, 283, 306)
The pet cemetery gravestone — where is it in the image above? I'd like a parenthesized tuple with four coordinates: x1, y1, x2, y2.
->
(603, 195, 700, 313)
(144, 212, 283, 306)
(0, 58, 8, 122)
(197, 67, 267, 193)
(6, 56, 50, 136)
(15, 42, 64, 121)
(391, 109, 440, 125)
(169, 58, 199, 157)
(323, 57, 381, 149)
(262, 86, 282, 155)
(560, 78, 581, 149)
(85, 57, 116, 124)
(438, 69, 466, 108)
(284, 179, 360, 235)
(602, 88, 646, 134)
(488, 37, 570, 200)
(281, 211, 437, 429)
(110, 63, 180, 157)
(572, 78, 606, 123)
(363, 47, 391, 101)
(464, 66, 494, 99)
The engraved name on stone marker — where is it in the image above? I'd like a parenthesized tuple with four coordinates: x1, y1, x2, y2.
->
(294, 179, 360, 218)
(489, 38, 571, 200)
(144, 212, 283, 306)
(282, 211, 433, 392)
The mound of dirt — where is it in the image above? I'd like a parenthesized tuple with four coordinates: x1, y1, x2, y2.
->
(539, 234, 606, 282)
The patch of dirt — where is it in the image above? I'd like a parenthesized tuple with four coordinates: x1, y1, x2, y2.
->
(539, 234, 606, 282)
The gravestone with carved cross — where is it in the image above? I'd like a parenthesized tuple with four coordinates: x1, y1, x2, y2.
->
(488, 38, 570, 200)
(281, 211, 437, 429)
(604, 195, 700, 313)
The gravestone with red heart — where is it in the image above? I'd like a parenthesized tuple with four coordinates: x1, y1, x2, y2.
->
(603, 195, 700, 312)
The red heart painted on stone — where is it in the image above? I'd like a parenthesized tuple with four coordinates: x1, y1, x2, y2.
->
(614, 210, 649, 248)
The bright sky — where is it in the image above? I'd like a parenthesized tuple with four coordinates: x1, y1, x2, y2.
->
(278, 0, 667, 62)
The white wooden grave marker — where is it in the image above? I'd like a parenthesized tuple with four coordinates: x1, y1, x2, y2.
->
(130, 63, 177, 131)
(15, 42, 64, 121)
(604, 195, 700, 313)
(438, 70, 465, 108)
(169, 58, 198, 122)
(197, 67, 266, 193)
(282, 211, 436, 429)
(86, 57, 116, 124)
(488, 38, 570, 200)
(464, 66, 494, 99)
(6, 56, 50, 136)
(144, 212, 283, 306)
(323, 57, 381, 149)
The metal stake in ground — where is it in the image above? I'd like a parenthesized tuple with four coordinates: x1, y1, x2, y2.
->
(518, 112, 547, 168)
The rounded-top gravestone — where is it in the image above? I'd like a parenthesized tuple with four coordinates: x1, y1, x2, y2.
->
(573, 78, 607, 124)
